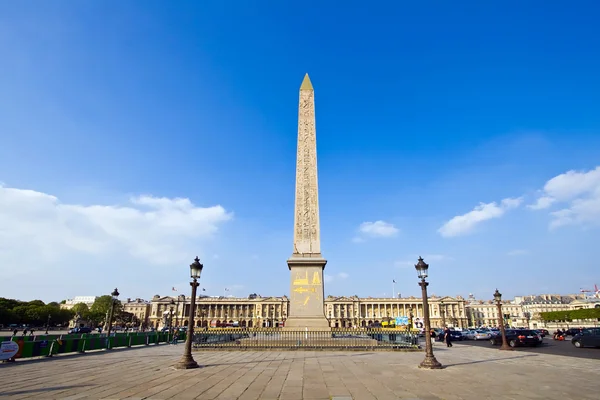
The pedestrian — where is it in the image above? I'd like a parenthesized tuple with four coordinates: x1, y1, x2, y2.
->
(29, 329, 35, 336)
(171, 328, 179, 345)
(429, 329, 436, 347)
(12, 329, 18, 337)
(22, 329, 28, 337)
(444, 327, 453, 347)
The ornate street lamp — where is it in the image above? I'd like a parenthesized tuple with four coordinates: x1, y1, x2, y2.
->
(169, 300, 175, 334)
(106, 288, 120, 341)
(174, 256, 203, 369)
(524, 311, 531, 328)
(409, 308, 414, 332)
(494, 289, 512, 351)
(440, 300, 446, 328)
(415, 257, 442, 369)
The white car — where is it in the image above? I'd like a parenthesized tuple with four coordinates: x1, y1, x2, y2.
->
(473, 330, 491, 340)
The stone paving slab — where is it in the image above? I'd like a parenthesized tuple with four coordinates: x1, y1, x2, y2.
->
(0, 344, 599, 399)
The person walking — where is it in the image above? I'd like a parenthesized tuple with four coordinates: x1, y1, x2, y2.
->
(429, 329, 436, 347)
(444, 327, 453, 347)
(171, 328, 179, 345)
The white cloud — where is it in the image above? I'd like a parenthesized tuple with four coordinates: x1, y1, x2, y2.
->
(353, 220, 398, 242)
(0, 184, 233, 268)
(528, 166, 600, 229)
(507, 249, 529, 256)
(438, 197, 523, 237)
(324, 272, 349, 283)
(359, 220, 399, 237)
(527, 196, 555, 210)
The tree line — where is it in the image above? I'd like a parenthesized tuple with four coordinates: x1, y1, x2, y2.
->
(0, 298, 73, 327)
(539, 308, 600, 322)
(0, 296, 137, 328)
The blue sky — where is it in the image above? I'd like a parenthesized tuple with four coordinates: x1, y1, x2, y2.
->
(1, 1, 599, 302)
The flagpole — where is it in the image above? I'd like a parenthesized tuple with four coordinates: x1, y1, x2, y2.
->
(392, 281, 395, 299)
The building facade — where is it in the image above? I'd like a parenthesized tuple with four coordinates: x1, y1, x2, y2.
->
(122, 298, 152, 327)
(60, 296, 98, 310)
(148, 294, 468, 329)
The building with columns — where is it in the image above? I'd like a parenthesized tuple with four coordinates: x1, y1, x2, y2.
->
(148, 294, 468, 329)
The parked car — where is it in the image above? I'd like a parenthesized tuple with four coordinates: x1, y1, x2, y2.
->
(571, 328, 600, 348)
(448, 330, 464, 341)
(473, 330, 492, 340)
(535, 329, 549, 337)
(490, 329, 542, 347)
(463, 330, 477, 340)
(68, 327, 92, 334)
(564, 328, 584, 337)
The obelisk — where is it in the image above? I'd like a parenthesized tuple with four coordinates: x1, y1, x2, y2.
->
(285, 73, 330, 330)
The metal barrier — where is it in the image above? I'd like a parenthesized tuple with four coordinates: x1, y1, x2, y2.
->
(2, 331, 185, 360)
(192, 328, 420, 351)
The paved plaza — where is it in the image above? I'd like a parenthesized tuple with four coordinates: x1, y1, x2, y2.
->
(0, 344, 598, 400)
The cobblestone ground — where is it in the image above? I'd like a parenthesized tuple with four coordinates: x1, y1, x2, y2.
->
(0, 344, 598, 399)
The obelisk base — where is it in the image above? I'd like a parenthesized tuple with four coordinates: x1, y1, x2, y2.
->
(284, 255, 330, 331)
(283, 316, 331, 331)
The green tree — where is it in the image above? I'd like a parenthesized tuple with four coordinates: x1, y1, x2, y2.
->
(90, 295, 122, 316)
(71, 303, 90, 318)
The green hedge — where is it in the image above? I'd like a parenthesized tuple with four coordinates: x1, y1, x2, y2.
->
(539, 308, 600, 322)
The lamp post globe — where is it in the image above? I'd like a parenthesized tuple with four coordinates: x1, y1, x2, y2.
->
(190, 256, 203, 279)
(415, 257, 442, 369)
(494, 289, 512, 351)
(174, 256, 203, 369)
(415, 256, 429, 280)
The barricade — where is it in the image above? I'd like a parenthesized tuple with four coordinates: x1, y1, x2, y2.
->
(2, 331, 184, 360)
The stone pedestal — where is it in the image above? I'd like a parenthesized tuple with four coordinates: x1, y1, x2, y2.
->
(284, 255, 330, 331)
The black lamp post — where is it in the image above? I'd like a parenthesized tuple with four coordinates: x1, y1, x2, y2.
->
(106, 288, 120, 340)
(174, 256, 203, 369)
(440, 300, 446, 328)
(415, 257, 442, 369)
(45, 314, 51, 334)
(169, 300, 175, 333)
(494, 289, 512, 350)
(409, 308, 414, 332)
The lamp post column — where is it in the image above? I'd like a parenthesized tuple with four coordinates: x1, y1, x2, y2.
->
(45, 314, 51, 334)
(175, 256, 203, 369)
(496, 302, 511, 350)
(493, 289, 512, 351)
(414, 257, 442, 370)
(419, 279, 442, 369)
(440, 301, 446, 328)
(176, 278, 199, 368)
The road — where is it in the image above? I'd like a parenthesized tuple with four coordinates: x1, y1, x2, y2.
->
(453, 337, 600, 360)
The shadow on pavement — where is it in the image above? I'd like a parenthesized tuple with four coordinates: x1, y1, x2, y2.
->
(444, 354, 538, 368)
(0, 345, 162, 367)
(0, 384, 93, 396)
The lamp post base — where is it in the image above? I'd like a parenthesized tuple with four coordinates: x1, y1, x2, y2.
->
(174, 354, 200, 370)
(499, 344, 513, 351)
(419, 355, 443, 369)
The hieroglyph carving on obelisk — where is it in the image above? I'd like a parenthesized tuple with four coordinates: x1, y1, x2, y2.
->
(293, 73, 321, 256)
